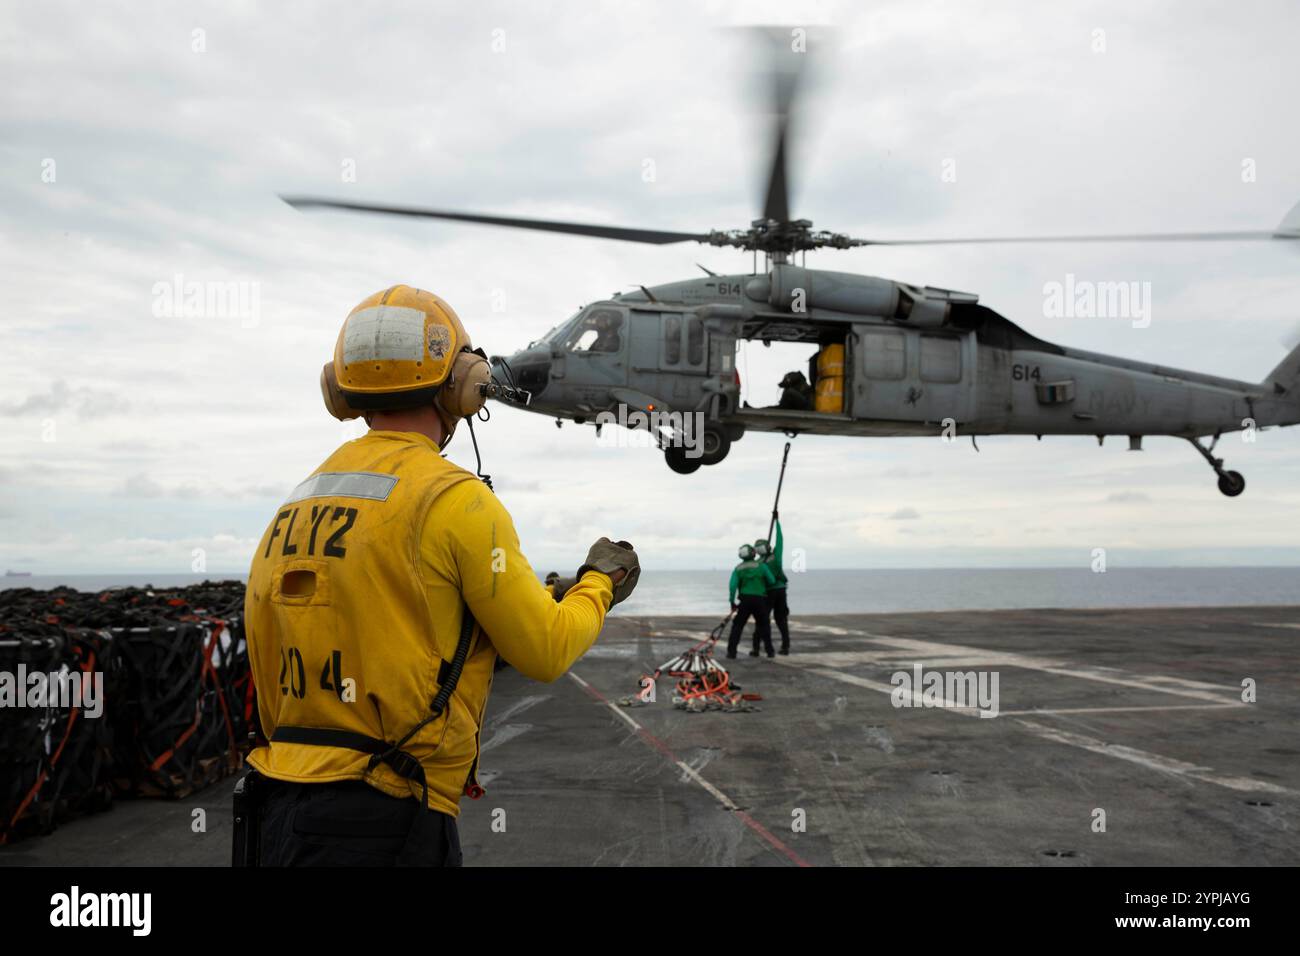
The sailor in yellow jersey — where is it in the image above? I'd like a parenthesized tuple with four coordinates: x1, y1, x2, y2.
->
(237, 285, 640, 867)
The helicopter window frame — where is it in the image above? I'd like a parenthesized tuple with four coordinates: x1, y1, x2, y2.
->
(919, 333, 962, 384)
(565, 306, 626, 355)
(663, 314, 682, 365)
(536, 312, 583, 348)
(661, 312, 706, 370)
(860, 328, 907, 381)
(686, 317, 704, 366)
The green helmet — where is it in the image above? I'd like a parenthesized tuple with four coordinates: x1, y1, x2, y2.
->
(754, 539, 771, 558)
(738, 543, 755, 561)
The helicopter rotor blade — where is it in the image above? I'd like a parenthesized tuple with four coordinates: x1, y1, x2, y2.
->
(755, 28, 810, 226)
(849, 229, 1299, 247)
(763, 130, 792, 225)
(280, 196, 712, 246)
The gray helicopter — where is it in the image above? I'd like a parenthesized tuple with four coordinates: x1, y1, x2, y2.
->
(284, 39, 1300, 495)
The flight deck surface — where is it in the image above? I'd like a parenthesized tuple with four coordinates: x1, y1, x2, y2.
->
(5, 606, 1296, 867)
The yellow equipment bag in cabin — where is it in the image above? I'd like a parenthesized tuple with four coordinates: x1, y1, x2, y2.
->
(814, 343, 845, 413)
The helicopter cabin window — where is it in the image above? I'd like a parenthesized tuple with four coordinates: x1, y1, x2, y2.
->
(919, 334, 961, 383)
(686, 317, 704, 366)
(861, 329, 906, 380)
(663, 315, 682, 364)
(567, 308, 624, 353)
(662, 313, 706, 369)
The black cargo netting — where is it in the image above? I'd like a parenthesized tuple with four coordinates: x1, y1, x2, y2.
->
(0, 581, 252, 844)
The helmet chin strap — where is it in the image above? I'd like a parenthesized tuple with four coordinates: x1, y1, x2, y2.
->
(436, 417, 456, 450)
(434, 396, 458, 451)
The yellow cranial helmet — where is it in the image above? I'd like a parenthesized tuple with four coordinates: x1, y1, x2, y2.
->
(320, 285, 491, 439)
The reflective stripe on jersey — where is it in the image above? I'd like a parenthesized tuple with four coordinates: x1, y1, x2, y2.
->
(285, 471, 399, 503)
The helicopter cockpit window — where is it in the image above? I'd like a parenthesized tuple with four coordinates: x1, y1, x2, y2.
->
(532, 312, 582, 348)
(567, 308, 624, 353)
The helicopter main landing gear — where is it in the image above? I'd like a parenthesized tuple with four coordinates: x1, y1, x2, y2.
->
(664, 444, 702, 474)
(662, 422, 733, 473)
(699, 423, 731, 466)
(1186, 435, 1246, 497)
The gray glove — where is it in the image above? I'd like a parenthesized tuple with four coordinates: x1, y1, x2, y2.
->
(577, 537, 641, 605)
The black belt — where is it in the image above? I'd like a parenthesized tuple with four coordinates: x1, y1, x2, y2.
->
(271, 724, 429, 798)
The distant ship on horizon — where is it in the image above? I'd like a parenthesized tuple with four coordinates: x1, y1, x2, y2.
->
(4, 570, 33, 577)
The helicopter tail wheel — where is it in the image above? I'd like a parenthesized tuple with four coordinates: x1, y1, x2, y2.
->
(699, 424, 731, 466)
(1186, 435, 1246, 497)
(1217, 470, 1246, 497)
(664, 445, 703, 475)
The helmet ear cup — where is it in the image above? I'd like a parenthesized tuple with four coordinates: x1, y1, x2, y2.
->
(321, 362, 362, 420)
(436, 349, 491, 420)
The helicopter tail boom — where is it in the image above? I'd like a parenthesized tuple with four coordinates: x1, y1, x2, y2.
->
(1263, 341, 1300, 398)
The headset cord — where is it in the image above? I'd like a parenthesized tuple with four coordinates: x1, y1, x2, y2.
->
(497, 357, 520, 390)
(466, 415, 493, 492)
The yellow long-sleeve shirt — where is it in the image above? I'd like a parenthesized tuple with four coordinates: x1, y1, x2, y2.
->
(245, 430, 612, 816)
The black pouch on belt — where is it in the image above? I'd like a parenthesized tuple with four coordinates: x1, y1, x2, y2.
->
(232, 768, 269, 867)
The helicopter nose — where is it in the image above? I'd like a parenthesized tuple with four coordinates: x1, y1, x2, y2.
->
(490, 349, 551, 400)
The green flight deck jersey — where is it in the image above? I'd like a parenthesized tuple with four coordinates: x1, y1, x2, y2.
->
(763, 520, 788, 589)
(730, 559, 776, 604)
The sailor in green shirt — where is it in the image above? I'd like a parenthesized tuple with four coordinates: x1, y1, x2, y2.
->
(753, 516, 791, 655)
(727, 543, 776, 658)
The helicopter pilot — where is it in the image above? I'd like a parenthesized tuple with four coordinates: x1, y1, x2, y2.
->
(586, 312, 623, 353)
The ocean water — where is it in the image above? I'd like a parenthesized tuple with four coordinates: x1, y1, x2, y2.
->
(3, 567, 1297, 616)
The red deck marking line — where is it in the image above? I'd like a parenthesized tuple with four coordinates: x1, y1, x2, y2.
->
(567, 671, 812, 868)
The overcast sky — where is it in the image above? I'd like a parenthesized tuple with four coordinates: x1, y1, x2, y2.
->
(3, 0, 1300, 575)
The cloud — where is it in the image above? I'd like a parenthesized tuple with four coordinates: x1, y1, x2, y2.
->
(2, 1, 1300, 573)
(118, 473, 165, 498)
(0, 380, 133, 420)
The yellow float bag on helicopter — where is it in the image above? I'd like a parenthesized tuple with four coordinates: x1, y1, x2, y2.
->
(814, 343, 845, 413)
(245, 430, 614, 816)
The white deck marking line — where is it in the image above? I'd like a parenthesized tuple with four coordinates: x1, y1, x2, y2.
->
(998, 703, 1244, 716)
(567, 672, 739, 808)
(1015, 720, 1297, 796)
(786, 661, 1247, 718)
(1256, 623, 1300, 630)
(566, 671, 812, 866)
(855, 633, 1239, 704)
(649, 628, 717, 640)
(479, 723, 534, 754)
(776, 658, 1288, 797)
(801, 667, 987, 716)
